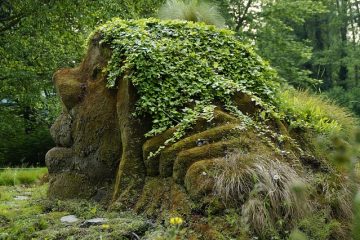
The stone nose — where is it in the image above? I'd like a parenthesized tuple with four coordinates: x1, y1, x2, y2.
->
(53, 68, 85, 111)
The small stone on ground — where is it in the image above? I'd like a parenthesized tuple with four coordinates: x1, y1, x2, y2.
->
(14, 196, 29, 200)
(80, 218, 108, 228)
(60, 215, 79, 223)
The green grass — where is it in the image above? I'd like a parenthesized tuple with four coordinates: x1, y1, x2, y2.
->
(0, 184, 162, 240)
(0, 168, 48, 186)
(278, 88, 359, 138)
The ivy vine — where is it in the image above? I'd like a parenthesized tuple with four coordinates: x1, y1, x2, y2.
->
(83, 18, 356, 160)
(92, 18, 283, 156)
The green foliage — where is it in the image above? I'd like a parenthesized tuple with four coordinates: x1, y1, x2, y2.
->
(289, 229, 308, 240)
(0, 0, 164, 166)
(326, 86, 360, 117)
(303, 0, 360, 91)
(0, 168, 47, 186)
(217, 0, 327, 88)
(277, 88, 358, 138)
(255, 0, 328, 88)
(212, 0, 360, 115)
(120, 0, 167, 19)
(297, 212, 340, 240)
(96, 18, 279, 150)
(158, 0, 225, 28)
(94, 18, 358, 158)
(0, 116, 56, 167)
(0, 184, 151, 240)
(354, 191, 360, 240)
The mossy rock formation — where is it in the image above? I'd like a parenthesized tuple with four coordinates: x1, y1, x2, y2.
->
(46, 19, 357, 239)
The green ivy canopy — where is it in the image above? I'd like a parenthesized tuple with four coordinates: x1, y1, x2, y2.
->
(93, 18, 279, 139)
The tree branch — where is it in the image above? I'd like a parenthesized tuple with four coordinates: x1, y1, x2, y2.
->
(235, 0, 253, 32)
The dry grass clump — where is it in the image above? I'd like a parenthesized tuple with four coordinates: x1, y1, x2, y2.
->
(213, 152, 310, 236)
(313, 173, 353, 220)
(158, 0, 226, 28)
(333, 187, 353, 220)
(213, 153, 255, 204)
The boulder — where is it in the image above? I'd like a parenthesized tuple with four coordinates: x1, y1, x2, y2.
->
(46, 19, 355, 239)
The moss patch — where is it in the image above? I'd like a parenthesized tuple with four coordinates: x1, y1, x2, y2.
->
(184, 159, 218, 200)
(158, 123, 244, 178)
(0, 184, 153, 240)
(173, 138, 251, 184)
(48, 172, 95, 199)
(134, 177, 193, 218)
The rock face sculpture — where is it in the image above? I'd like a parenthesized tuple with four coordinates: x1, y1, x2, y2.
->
(46, 44, 122, 200)
(46, 19, 354, 238)
(46, 35, 273, 207)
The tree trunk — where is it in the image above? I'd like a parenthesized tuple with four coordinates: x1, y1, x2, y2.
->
(337, 0, 349, 89)
(350, 1, 360, 86)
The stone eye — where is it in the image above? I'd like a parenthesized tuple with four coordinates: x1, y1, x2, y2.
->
(91, 66, 101, 80)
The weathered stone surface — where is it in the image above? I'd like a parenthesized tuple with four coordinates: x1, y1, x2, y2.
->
(45, 147, 74, 174)
(46, 41, 121, 201)
(50, 113, 73, 147)
(48, 172, 95, 199)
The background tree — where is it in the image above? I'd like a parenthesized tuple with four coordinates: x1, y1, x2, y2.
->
(218, 0, 359, 115)
(303, 0, 360, 114)
(0, 0, 165, 166)
(218, 0, 327, 87)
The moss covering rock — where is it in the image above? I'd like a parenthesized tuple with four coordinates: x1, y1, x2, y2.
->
(45, 18, 359, 239)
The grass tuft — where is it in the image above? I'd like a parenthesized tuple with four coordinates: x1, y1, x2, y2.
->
(158, 0, 226, 28)
(277, 88, 358, 139)
(213, 152, 310, 237)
